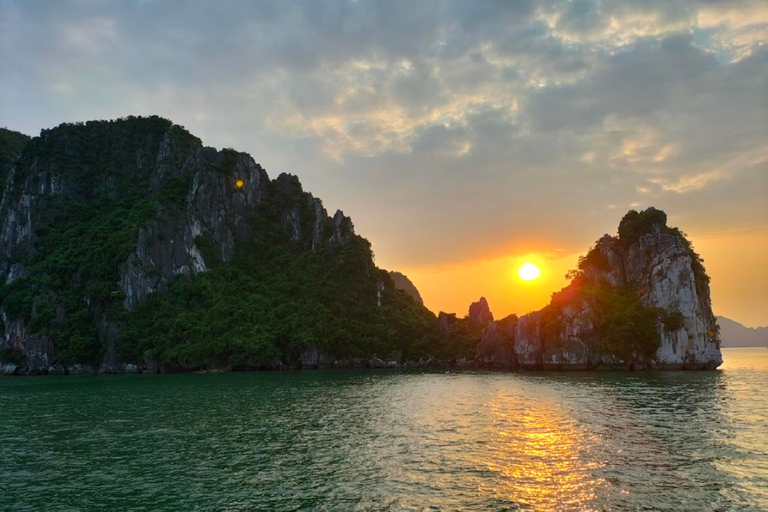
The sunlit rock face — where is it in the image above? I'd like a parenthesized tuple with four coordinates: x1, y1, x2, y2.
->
(626, 228, 721, 368)
(513, 208, 722, 370)
(0, 117, 356, 373)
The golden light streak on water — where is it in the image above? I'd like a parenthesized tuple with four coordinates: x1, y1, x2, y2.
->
(485, 394, 605, 511)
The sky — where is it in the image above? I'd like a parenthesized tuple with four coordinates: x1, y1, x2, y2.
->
(1, 0, 767, 327)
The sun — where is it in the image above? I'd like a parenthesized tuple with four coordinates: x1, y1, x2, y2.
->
(518, 262, 541, 281)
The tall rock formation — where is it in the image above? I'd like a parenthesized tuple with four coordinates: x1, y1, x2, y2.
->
(514, 208, 722, 370)
(0, 117, 432, 374)
(468, 297, 494, 325)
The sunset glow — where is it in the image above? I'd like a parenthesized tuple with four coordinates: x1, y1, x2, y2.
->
(518, 262, 541, 282)
(402, 251, 577, 320)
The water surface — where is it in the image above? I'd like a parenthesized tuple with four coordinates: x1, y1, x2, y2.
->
(1, 348, 766, 511)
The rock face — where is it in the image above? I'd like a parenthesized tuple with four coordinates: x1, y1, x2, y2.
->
(476, 319, 517, 367)
(0, 121, 723, 374)
(0, 117, 367, 374)
(388, 271, 423, 304)
(118, 154, 353, 315)
(512, 208, 722, 370)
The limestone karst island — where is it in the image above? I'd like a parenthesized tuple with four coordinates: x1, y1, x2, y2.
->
(0, 117, 722, 375)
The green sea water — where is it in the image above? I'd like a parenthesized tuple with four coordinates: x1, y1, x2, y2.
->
(1, 348, 767, 511)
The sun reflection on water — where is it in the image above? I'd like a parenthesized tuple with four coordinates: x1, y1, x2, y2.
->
(484, 395, 606, 511)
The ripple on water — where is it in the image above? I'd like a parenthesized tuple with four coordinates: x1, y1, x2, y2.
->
(0, 349, 767, 511)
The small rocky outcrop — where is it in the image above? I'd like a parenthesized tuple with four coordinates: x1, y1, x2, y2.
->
(476, 318, 517, 367)
(466, 293, 518, 367)
(437, 312, 456, 335)
(469, 297, 494, 325)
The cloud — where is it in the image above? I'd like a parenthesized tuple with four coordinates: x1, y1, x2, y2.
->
(651, 169, 727, 193)
(0, 0, 766, 273)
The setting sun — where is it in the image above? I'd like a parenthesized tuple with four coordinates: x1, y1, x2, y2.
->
(518, 262, 541, 281)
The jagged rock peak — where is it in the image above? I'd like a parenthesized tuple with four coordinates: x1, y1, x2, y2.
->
(468, 296, 494, 325)
(330, 209, 354, 244)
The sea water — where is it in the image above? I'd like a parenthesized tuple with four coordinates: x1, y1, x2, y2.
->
(1, 348, 766, 511)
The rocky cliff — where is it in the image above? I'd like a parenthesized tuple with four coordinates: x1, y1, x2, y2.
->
(0, 116, 434, 374)
(0, 119, 724, 374)
(478, 208, 722, 370)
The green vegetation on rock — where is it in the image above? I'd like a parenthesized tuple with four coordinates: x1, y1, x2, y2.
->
(618, 208, 710, 297)
(0, 117, 436, 370)
(617, 207, 669, 243)
(539, 276, 660, 365)
(119, 233, 436, 368)
(662, 310, 686, 332)
(591, 283, 660, 362)
(0, 119, 718, 373)
(0, 117, 204, 364)
(0, 127, 31, 187)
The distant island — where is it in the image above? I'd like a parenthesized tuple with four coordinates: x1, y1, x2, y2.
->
(717, 317, 768, 348)
(0, 118, 722, 374)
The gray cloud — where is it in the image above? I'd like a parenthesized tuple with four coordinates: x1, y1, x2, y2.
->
(1, 0, 766, 274)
